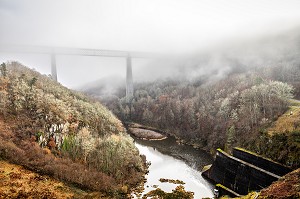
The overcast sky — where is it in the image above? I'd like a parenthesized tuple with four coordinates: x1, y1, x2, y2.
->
(1, 0, 300, 88)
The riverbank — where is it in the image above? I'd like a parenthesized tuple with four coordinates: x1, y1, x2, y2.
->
(125, 122, 213, 170)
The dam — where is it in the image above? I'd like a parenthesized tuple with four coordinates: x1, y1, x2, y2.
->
(202, 147, 292, 196)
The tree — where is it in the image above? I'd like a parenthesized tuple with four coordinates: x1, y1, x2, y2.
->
(142, 108, 153, 123)
(0, 62, 7, 77)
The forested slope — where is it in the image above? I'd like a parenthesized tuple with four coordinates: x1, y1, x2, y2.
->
(105, 66, 299, 168)
(0, 62, 145, 198)
(96, 27, 300, 169)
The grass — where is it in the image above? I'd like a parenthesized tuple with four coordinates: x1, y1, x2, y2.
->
(268, 99, 300, 136)
(0, 160, 109, 198)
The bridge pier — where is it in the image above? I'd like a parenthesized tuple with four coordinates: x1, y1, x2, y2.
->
(126, 55, 133, 103)
(51, 54, 57, 81)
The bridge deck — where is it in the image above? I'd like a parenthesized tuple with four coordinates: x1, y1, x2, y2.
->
(0, 44, 156, 58)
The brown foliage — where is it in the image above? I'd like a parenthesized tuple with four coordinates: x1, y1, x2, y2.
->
(0, 137, 116, 193)
(259, 168, 300, 199)
(0, 160, 104, 199)
(47, 137, 56, 150)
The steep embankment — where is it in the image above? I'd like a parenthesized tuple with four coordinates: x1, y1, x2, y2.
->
(0, 62, 146, 198)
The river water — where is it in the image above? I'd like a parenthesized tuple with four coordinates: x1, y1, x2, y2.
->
(134, 137, 214, 198)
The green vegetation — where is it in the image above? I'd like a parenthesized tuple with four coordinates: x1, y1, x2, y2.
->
(246, 131, 300, 168)
(0, 62, 146, 197)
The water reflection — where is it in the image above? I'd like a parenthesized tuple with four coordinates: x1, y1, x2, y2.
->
(135, 137, 214, 198)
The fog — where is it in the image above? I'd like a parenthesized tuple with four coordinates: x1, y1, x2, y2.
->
(135, 26, 300, 83)
(1, 0, 300, 88)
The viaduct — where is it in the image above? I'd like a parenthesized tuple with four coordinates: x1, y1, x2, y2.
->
(0, 44, 156, 102)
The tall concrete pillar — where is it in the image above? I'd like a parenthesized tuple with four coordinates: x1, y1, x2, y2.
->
(126, 55, 134, 103)
(51, 54, 57, 81)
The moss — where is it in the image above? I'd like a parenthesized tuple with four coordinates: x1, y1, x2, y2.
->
(217, 148, 225, 153)
(220, 192, 259, 199)
(234, 147, 259, 156)
(202, 164, 212, 172)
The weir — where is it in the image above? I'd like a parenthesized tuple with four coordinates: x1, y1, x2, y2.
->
(202, 148, 291, 196)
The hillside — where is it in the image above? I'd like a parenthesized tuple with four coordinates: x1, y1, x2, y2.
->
(0, 62, 146, 198)
(103, 66, 299, 168)
(0, 160, 110, 198)
(92, 28, 300, 169)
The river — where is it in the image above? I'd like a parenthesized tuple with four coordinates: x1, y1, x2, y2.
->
(133, 137, 214, 198)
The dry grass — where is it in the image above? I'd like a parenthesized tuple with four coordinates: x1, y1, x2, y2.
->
(0, 160, 108, 199)
(259, 168, 300, 199)
(268, 99, 300, 135)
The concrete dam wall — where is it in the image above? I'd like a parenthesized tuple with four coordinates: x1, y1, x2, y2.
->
(232, 148, 291, 176)
(202, 148, 291, 196)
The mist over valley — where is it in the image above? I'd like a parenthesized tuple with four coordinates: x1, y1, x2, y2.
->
(1, 1, 300, 198)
